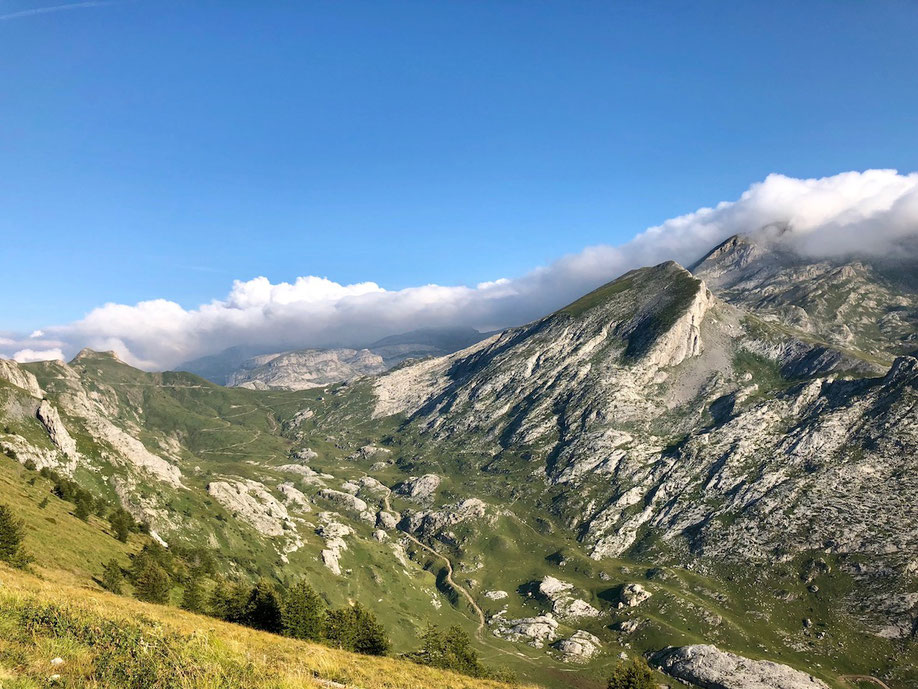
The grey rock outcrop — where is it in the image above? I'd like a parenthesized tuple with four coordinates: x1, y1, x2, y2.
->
(618, 583, 652, 608)
(376, 510, 398, 530)
(652, 644, 831, 689)
(316, 489, 375, 522)
(394, 473, 441, 502)
(0, 359, 43, 397)
(538, 576, 601, 619)
(36, 400, 78, 465)
(316, 515, 353, 575)
(553, 630, 602, 662)
(402, 498, 486, 536)
(207, 479, 295, 538)
(493, 614, 559, 648)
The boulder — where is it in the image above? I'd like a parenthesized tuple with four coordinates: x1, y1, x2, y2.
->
(553, 630, 602, 662)
(278, 482, 311, 512)
(316, 489, 374, 521)
(618, 583, 652, 608)
(537, 575, 601, 619)
(395, 473, 441, 502)
(376, 510, 398, 530)
(402, 498, 486, 535)
(495, 614, 560, 648)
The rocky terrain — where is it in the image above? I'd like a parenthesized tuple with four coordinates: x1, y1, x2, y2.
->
(1, 233, 917, 689)
(692, 233, 918, 361)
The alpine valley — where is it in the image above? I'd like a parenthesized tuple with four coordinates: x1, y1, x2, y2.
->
(2, 231, 917, 689)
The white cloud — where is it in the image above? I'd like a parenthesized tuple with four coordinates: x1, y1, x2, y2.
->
(2, 169, 917, 371)
(13, 348, 65, 364)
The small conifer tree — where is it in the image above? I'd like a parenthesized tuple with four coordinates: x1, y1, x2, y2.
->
(133, 560, 171, 604)
(282, 580, 325, 641)
(242, 579, 284, 633)
(0, 503, 31, 568)
(101, 558, 123, 594)
(181, 573, 205, 613)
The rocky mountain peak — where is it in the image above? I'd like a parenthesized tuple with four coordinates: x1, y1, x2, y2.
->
(70, 348, 123, 364)
(692, 233, 918, 359)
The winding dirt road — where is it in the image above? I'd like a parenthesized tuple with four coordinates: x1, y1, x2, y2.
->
(399, 529, 486, 635)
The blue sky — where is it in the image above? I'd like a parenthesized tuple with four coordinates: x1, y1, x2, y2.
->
(1, 0, 917, 338)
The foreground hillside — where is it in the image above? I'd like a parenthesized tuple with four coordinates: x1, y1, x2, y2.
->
(0, 565, 529, 689)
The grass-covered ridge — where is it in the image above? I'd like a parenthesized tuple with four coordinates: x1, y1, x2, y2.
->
(0, 565, 530, 689)
(558, 274, 637, 317)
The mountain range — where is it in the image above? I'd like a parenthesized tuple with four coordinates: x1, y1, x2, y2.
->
(181, 327, 490, 388)
(1, 231, 917, 689)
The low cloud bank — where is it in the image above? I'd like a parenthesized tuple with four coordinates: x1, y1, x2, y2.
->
(5, 169, 917, 370)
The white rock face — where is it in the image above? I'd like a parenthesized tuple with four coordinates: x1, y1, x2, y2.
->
(395, 473, 441, 501)
(538, 576, 601, 619)
(618, 583, 652, 608)
(653, 644, 831, 689)
(538, 575, 573, 597)
(36, 400, 78, 464)
(376, 510, 398, 530)
(640, 280, 711, 371)
(0, 359, 43, 397)
(553, 630, 602, 662)
(207, 479, 293, 537)
(316, 489, 374, 522)
(373, 333, 499, 418)
(317, 515, 353, 575)
(356, 475, 388, 493)
(0, 437, 60, 472)
(493, 614, 559, 648)
(484, 590, 508, 600)
(32, 360, 185, 487)
(278, 482, 311, 512)
(348, 444, 392, 461)
(277, 464, 326, 486)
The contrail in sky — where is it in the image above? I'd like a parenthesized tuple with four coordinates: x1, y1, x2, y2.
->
(0, 1, 119, 21)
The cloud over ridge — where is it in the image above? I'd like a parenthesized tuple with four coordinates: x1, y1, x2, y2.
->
(5, 169, 918, 370)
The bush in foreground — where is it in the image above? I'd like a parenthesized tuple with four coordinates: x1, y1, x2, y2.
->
(607, 658, 655, 689)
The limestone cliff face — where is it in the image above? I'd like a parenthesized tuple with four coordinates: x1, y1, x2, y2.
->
(0, 359, 43, 398)
(36, 400, 78, 471)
